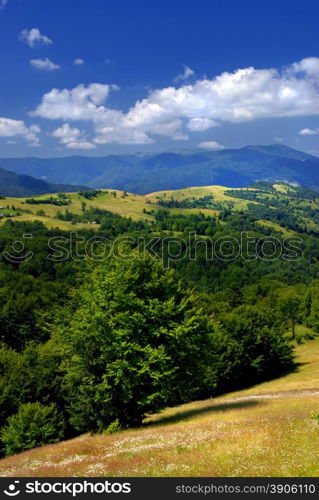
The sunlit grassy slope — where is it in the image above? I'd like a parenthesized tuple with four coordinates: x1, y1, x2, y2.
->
(0, 190, 153, 230)
(2, 183, 318, 234)
(0, 186, 248, 231)
(1, 334, 319, 477)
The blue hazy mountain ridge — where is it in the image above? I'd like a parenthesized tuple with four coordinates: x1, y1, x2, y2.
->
(0, 167, 86, 197)
(1, 145, 319, 195)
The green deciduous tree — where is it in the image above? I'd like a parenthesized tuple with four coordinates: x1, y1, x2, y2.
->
(279, 294, 302, 339)
(212, 306, 293, 392)
(61, 255, 213, 432)
(1, 402, 65, 456)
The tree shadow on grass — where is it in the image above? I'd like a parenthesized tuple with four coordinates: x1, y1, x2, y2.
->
(211, 360, 302, 399)
(144, 359, 304, 429)
(145, 399, 263, 427)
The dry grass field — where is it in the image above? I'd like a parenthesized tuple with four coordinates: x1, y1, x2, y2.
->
(1, 335, 319, 477)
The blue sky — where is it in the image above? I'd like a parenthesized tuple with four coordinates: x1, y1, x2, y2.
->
(0, 0, 318, 157)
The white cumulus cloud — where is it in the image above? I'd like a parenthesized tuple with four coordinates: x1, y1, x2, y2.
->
(51, 123, 95, 149)
(147, 119, 188, 139)
(290, 57, 319, 75)
(32, 57, 319, 146)
(32, 83, 116, 120)
(30, 58, 60, 71)
(198, 141, 225, 150)
(0, 118, 40, 146)
(20, 28, 52, 47)
(299, 127, 319, 135)
(187, 117, 218, 131)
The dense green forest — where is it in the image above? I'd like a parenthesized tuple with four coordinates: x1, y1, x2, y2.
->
(1, 184, 319, 456)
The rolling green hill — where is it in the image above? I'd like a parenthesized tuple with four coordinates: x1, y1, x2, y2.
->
(2, 145, 319, 194)
(1, 182, 319, 236)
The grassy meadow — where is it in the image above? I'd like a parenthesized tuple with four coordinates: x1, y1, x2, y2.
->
(1, 186, 241, 230)
(1, 334, 319, 477)
(1, 182, 316, 234)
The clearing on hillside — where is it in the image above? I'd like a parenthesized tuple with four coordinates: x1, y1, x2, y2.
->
(1, 335, 319, 477)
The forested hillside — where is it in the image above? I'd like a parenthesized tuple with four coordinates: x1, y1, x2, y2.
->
(0, 181, 319, 459)
(2, 145, 319, 194)
(0, 167, 85, 197)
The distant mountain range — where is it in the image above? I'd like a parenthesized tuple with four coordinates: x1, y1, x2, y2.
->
(0, 167, 85, 197)
(0, 144, 319, 196)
